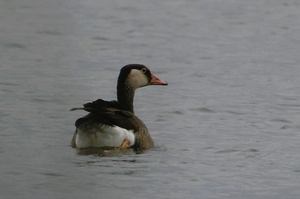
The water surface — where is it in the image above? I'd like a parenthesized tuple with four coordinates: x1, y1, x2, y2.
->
(1, 0, 300, 198)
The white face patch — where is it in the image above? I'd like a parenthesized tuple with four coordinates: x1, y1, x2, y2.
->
(127, 69, 149, 89)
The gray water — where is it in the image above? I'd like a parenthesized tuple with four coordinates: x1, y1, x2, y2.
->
(1, 0, 300, 198)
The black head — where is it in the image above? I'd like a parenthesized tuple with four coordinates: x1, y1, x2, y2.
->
(118, 64, 167, 89)
(117, 64, 167, 112)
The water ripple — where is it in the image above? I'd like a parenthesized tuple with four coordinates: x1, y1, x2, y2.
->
(189, 107, 215, 113)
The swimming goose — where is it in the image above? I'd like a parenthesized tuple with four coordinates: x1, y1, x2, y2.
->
(70, 64, 168, 150)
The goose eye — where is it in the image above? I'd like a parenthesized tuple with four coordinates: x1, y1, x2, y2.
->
(141, 68, 147, 74)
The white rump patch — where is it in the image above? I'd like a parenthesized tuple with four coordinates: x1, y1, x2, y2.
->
(75, 125, 135, 149)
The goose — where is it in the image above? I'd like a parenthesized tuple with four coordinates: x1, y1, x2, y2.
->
(70, 64, 168, 151)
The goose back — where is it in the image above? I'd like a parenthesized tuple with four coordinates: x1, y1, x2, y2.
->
(71, 99, 154, 150)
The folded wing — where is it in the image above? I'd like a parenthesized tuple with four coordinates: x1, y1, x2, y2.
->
(70, 99, 139, 131)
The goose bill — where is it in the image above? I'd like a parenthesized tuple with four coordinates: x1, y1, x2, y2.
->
(150, 74, 168, 85)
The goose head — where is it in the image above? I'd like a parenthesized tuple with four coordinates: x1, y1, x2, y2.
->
(117, 64, 168, 112)
(118, 64, 168, 90)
